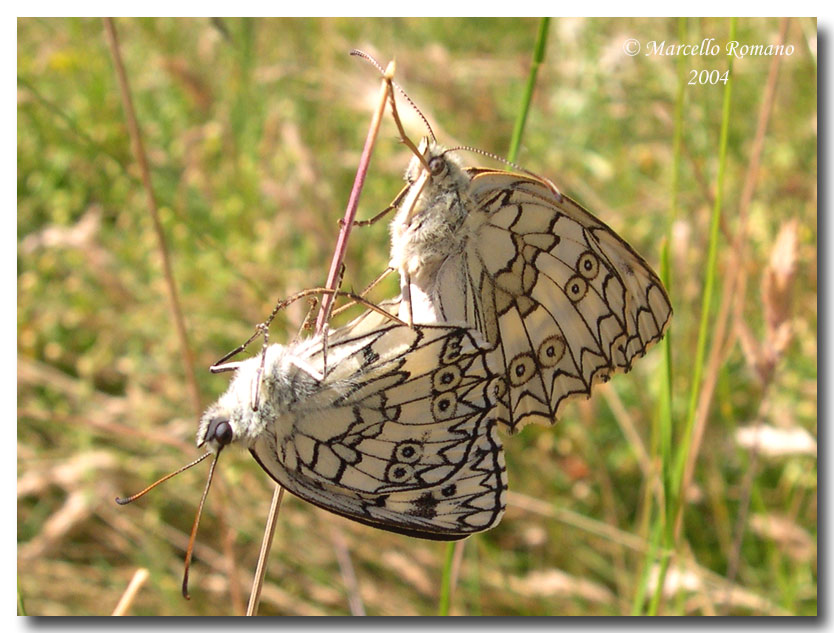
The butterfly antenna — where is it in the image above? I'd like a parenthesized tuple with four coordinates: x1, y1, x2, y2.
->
(350, 49, 436, 156)
(182, 448, 223, 599)
(115, 452, 213, 505)
(349, 48, 385, 73)
(444, 145, 563, 199)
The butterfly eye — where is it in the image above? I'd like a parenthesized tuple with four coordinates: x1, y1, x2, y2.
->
(208, 418, 234, 447)
(428, 156, 446, 177)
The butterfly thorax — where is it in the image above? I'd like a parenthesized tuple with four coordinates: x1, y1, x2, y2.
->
(390, 143, 480, 285)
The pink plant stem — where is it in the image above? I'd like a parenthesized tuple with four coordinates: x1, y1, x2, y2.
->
(315, 62, 394, 334)
(247, 62, 394, 616)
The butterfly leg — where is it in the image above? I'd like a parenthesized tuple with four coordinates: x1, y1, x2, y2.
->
(339, 183, 410, 228)
(287, 355, 324, 382)
(329, 267, 394, 319)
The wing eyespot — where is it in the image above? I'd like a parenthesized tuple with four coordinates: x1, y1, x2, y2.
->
(385, 462, 415, 484)
(432, 365, 462, 392)
(394, 441, 423, 464)
(537, 335, 566, 368)
(565, 275, 588, 302)
(508, 353, 537, 387)
(432, 392, 458, 420)
(577, 251, 600, 279)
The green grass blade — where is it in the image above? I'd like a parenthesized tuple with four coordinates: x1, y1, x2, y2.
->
(18, 581, 26, 616)
(439, 19, 551, 615)
(507, 17, 550, 163)
(438, 541, 456, 616)
(673, 16, 737, 507)
(632, 16, 687, 615)
(647, 16, 737, 615)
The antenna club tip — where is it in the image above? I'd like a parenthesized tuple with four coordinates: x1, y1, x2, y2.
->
(115, 496, 129, 505)
(384, 60, 396, 79)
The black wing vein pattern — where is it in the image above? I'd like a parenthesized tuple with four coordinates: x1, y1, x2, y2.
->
(250, 323, 507, 540)
(432, 171, 672, 432)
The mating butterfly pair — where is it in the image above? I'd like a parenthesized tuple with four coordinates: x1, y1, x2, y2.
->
(197, 137, 672, 540)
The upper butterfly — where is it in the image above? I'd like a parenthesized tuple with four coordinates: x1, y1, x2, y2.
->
(389, 139, 673, 433)
(198, 307, 507, 540)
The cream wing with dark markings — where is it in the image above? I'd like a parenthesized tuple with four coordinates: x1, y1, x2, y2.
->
(198, 309, 507, 540)
(389, 141, 673, 433)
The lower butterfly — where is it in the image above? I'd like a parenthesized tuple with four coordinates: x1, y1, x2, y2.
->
(199, 306, 507, 540)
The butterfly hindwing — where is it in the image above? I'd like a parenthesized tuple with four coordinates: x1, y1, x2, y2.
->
(468, 170, 671, 431)
(249, 323, 507, 540)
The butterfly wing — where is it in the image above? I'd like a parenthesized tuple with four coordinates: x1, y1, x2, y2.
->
(250, 323, 507, 540)
(427, 169, 672, 432)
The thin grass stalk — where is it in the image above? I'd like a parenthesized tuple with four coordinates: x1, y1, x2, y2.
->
(630, 517, 664, 615)
(102, 17, 202, 418)
(246, 487, 285, 615)
(647, 16, 737, 615)
(112, 568, 150, 616)
(682, 16, 790, 499)
(438, 21, 551, 614)
(672, 16, 737, 526)
(661, 12, 688, 506)
(632, 16, 687, 615)
(314, 62, 396, 333)
(17, 583, 25, 616)
(507, 17, 550, 163)
(718, 26, 792, 599)
(245, 63, 394, 616)
(437, 539, 456, 615)
(658, 241, 674, 505)
(104, 17, 243, 610)
(329, 525, 366, 616)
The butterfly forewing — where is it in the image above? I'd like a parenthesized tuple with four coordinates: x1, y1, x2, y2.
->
(249, 323, 507, 540)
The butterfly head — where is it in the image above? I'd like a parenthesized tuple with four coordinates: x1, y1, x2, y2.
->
(196, 345, 295, 451)
(404, 138, 468, 195)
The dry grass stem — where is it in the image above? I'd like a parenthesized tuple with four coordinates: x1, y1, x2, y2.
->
(101, 18, 201, 417)
(329, 525, 367, 616)
(111, 568, 150, 616)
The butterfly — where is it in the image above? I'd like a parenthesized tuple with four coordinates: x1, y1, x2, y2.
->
(198, 306, 507, 540)
(388, 140, 673, 433)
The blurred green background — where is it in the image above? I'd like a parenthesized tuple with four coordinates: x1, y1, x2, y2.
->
(17, 17, 816, 615)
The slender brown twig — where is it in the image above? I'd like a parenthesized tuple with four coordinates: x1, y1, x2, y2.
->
(102, 18, 201, 417)
(245, 486, 285, 615)
(104, 17, 242, 610)
(315, 61, 397, 333)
